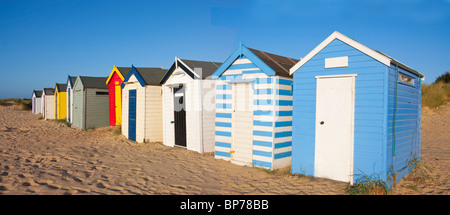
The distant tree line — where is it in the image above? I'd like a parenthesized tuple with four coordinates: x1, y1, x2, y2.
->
(434, 71, 450, 83)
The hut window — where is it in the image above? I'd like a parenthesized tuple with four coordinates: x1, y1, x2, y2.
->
(398, 72, 414, 85)
(96, 91, 108, 95)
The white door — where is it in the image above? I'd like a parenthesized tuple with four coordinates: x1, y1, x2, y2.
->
(231, 83, 253, 166)
(315, 75, 355, 183)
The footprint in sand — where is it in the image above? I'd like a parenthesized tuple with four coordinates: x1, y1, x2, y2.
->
(96, 182, 109, 189)
(72, 176, 84, 183)
(18, 173, 31, 178)
(0, 184, 9, 191)
(47, 183, 63, 190)
(22, 179, 35, 187)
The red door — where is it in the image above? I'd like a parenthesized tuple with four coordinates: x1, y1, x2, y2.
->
(108, 80, 116, 126)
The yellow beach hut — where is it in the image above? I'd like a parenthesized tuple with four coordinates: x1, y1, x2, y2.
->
(55, 83, 67, 120)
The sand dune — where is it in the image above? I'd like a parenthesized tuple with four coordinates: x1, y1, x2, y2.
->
(0, 104, 448, 195)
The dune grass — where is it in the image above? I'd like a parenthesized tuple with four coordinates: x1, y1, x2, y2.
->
(421, 72, 450, 108)
(0, 98, 32, 110)
(422, 82, 450, 108)
(345, 173, 389, 195)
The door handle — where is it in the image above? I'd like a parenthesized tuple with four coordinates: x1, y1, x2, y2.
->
(320, 121, 324, 125)
(170, 121, 174, 124)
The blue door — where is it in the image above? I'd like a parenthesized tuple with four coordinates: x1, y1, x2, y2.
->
(128, 89, 137, 141)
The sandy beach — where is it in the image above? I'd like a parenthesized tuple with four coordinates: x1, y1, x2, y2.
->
(0, 103, 448, 195)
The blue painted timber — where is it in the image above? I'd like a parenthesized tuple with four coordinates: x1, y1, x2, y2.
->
(290, 34, 422, 188)
(128, 89, 137, 141)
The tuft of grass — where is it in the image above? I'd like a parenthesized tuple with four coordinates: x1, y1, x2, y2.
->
(107, 126, 122, 135)
(405, 155, 432, 184)
(346, 174, 389, 195)
(261, 168, 274, 175)
(258, 166, 293, 176)
(54, 118, 71, 127)
(55, 119, 66, 123)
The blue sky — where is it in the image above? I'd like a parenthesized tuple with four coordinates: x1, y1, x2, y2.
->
(0, 0, 449, 99)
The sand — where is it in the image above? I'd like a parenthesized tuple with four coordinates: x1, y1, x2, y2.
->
(0, 103, 448, 195)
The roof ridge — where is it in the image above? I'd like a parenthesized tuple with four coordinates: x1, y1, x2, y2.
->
(253, 48, 290, 74)
(286, 57, 298, 64)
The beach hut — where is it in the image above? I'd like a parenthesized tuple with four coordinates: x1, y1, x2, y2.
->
(72, 76, 109, 130)
(54, 83, 67, 120)
(121, 66, 167, 142)
(211, 44, 298, 169)
(289, 31, 424, 186)
(31, 90, 43, 114)
(66, 76, 76, 123)
(160, 58, 221, 153)
(42, 88, 55, 120)
(106, 66, 131, 126)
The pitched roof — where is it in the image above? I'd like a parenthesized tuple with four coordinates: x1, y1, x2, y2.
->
(33, 90, 42, 97)
(289, 31, 423, 78)
(67, 75, 77, 88)
(160, 58, 222, 84)
(212, 44, 298, 79)
(106, 66, 131, 85)
(43, 88, 55, 95)
(55, 83, 67, 92)
(135, 67, 168, 85)
(247, 48, 298, 77)
(78, 76, 108, 89)
(116, 67, 131, 78)
(122, 66, 168, 88)
(179, 59, 222, 79)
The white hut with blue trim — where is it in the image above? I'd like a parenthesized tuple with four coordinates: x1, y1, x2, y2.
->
(66, 75, 77, 123)
(289, 31, 424, 186)
(212, 44, 299, 170)
(121, 66, 167, 143)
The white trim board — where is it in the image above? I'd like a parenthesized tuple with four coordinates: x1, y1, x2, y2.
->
(315, 74, 357, 79)
(176, 57, 201, 79)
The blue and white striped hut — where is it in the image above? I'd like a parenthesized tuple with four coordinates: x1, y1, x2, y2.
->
(289, 31, 424, 186)
(212, 43, 299, 170)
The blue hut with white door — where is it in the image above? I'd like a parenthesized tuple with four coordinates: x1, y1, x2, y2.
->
(212, 43, 299, 170)
(289, 31, 424, 187)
